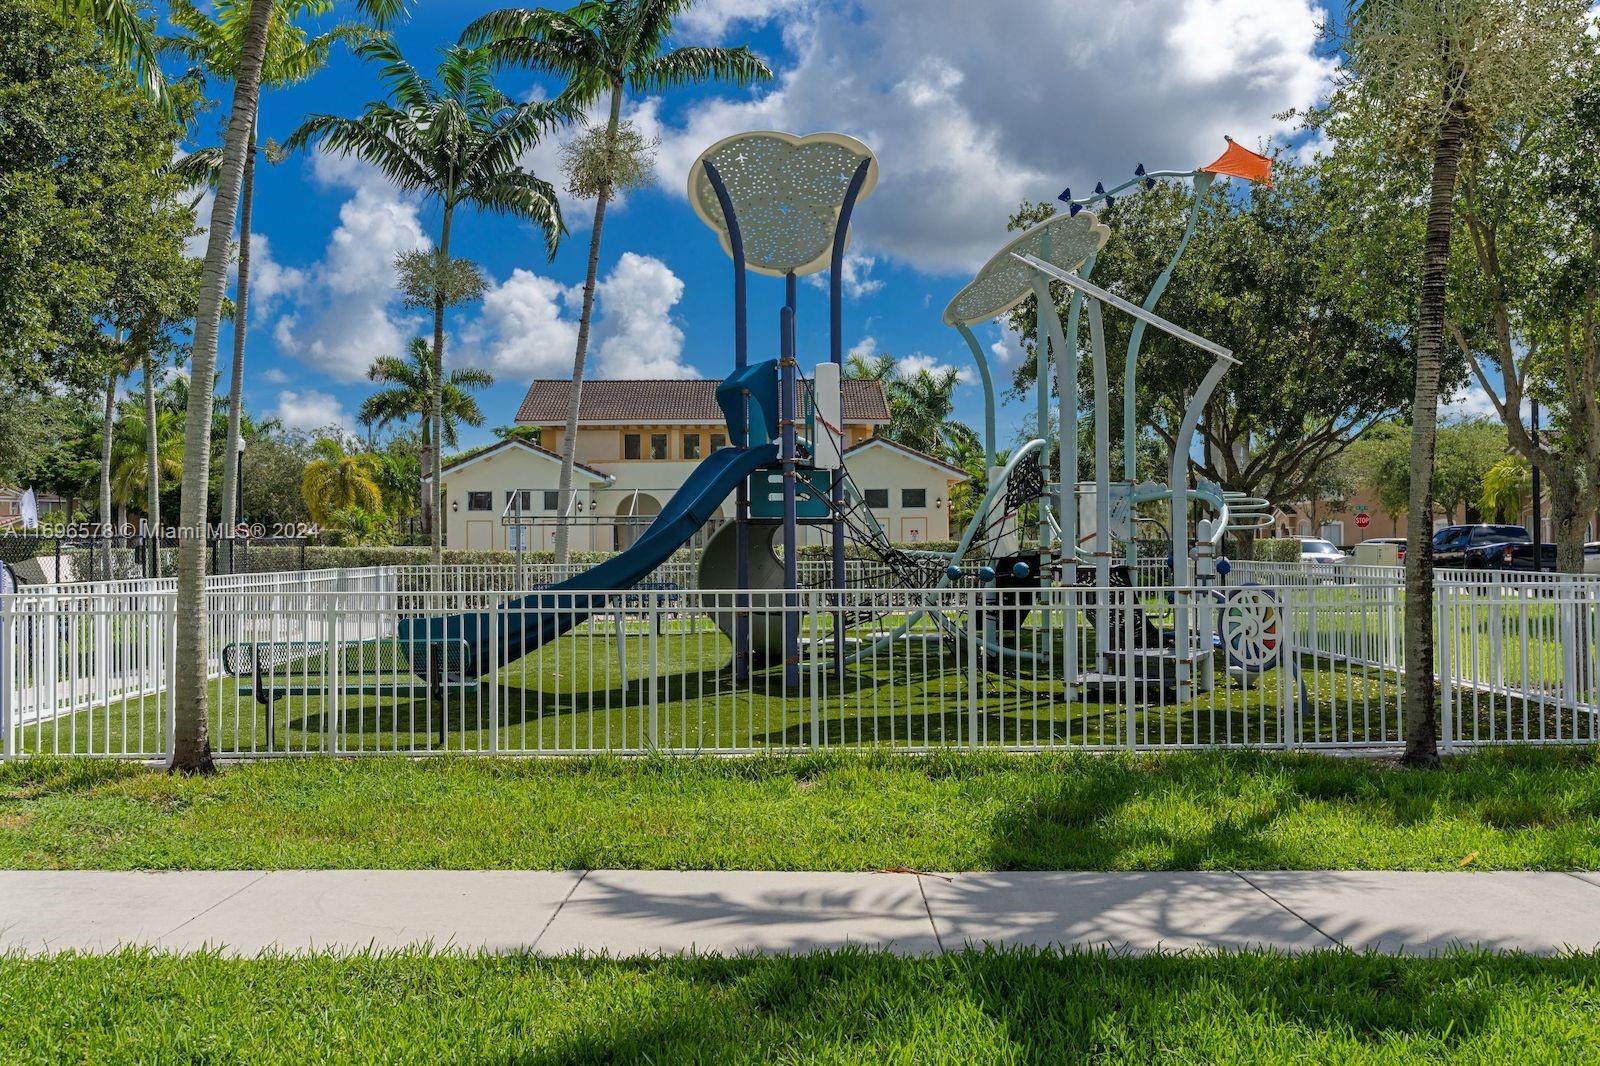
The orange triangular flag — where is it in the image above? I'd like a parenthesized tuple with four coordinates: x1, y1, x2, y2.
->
(1200, 136, 1273, 187)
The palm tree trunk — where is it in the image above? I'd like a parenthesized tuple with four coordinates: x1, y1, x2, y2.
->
(218, 116, 257, 576)
(99, 372, 116, 580)
(429, 204, 454, 567)
(170, 0, 273, 775)
(555, 82, 624, 568)
(1402, 103, 1467, 767)
(143, 352, 161, 578)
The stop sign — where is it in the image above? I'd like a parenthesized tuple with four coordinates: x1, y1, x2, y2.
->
(1356, 512, 1371, 529)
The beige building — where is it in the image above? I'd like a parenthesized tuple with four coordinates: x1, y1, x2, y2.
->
(436, 378, 967, 551)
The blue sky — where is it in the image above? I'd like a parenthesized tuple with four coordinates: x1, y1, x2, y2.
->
(188, 0, 1376, 453)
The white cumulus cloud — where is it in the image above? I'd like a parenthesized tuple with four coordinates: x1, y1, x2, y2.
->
(271, 150, 430, 381)
(460, 253, 695, 381)
(592, 252, 697, 378)
(649, 0, 1334, 274)
(472, 269, 581, 376)
(899, 351, 975, 385)
(274, 389, 353, 433)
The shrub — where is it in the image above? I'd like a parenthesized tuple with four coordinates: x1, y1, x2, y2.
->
(1252, 537, 1302, 563)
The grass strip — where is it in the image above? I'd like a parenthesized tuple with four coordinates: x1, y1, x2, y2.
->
(4, 747, 1600, 871)
(2, 946, 1598, 1063)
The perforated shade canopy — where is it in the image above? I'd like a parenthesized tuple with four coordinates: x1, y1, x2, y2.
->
(942, 210, 1110, 327)
(689, 131, 879, 278)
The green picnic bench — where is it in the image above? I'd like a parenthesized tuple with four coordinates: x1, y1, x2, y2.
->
(222, 636, 478, 747)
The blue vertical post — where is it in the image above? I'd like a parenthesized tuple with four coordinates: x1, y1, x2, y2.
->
(702, 161, 751, 681)
(781, 272, 800, 689)
(830, 159, 872, 678)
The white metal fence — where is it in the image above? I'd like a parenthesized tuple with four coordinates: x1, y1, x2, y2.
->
(4, 561, 1598, 759)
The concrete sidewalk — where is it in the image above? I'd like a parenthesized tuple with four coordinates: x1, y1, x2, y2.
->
(4, 870, 1600, 957)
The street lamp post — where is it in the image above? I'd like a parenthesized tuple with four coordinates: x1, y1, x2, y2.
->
(233, 439, 246, 573)
(1531, 400, 1542, 574)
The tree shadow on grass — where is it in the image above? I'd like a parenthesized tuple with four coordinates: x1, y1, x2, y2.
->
(520, 948, 1553, 1063)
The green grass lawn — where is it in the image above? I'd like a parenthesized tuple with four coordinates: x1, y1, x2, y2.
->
(5, 747, 1600, 871)
(3, 946, 1597, 1063)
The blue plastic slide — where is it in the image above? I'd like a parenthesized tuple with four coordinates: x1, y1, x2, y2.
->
(399, 442, 781, 679)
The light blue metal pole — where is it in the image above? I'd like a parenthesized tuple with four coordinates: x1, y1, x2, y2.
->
(1122, 172, 1211, 567)
(953, 322, 996, 474)
(830, 159, 871, 679)
(702, 161, 752, 682)
(782, 272, 800, 689)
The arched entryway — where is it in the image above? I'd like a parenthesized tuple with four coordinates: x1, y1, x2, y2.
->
(614, 492, 663, 551)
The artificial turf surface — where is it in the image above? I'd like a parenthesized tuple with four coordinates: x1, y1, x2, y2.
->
(4, 747, 1599, 871)
(2, 946, 1597, 1063)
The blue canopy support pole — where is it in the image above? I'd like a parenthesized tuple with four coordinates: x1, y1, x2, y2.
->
(781, 272, 800, 689)
(1122, 171, 1210, 566)
(953, 323, 997, 473)
(703, 160, 752, 682)
(830, 158, 870, 679)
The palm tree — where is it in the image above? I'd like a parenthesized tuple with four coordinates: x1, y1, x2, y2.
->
(161, 0, 405, 774)
(287, 37, 572, 567)
(1341, 0, 1587, 764)
(110, 404, 184, 517)
(360, 335, 493, 516)
(847, 351, 973, 460)
(1480, 454, 1531, 523)
(463, 0, 772, 566)
(300, 437, 383, 524)
(165, 0, 365, 572)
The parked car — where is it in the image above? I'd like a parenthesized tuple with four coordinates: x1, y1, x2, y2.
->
(1431, 524, 1529, 567)
(1297, 537, 1346, 564)
(1492, 540, 1600, 573)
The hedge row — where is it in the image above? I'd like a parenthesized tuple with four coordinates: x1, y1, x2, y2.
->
(1251, 538, 1302, 563)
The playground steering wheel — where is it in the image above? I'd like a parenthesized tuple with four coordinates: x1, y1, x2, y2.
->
(1219, 584, 1284, 675)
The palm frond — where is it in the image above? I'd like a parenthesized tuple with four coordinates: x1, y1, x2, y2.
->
(67, 0, 172, 113)
(284, 109, 433, 192)
(352, 33, 436, 110)
(467, 171, 566, 257)
(630, 45, 772, 92)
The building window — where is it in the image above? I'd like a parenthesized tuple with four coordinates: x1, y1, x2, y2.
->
(683, 433, 701, 460)
(624, 433, 641, 460)
(864, 489, 889, 509)
(543, 490, 560, 511)
(467, 491, 493, 511)
(650, 433, 669, 460)
(711, 433, 726, 452)
(902, 488, 927, 508)
(503, 490, 534, 513)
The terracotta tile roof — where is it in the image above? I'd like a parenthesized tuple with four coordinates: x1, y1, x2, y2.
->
(515, 378, 891, 426)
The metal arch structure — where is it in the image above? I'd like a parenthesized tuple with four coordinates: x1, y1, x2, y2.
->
(691, 131, 878, 687)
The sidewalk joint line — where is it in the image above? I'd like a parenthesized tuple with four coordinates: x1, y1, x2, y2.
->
(530, 869, 589, 952)
(156, 870, 271, 944)
(915, 874, 946, 954)
(1231, 870, 1344, 950)
(1563, 871, 1600, 892)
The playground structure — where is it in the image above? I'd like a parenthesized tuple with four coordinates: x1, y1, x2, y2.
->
(9, 130, 1600, 762)
(399, 129, 1289, 701)
(179, 129, 1302, 717)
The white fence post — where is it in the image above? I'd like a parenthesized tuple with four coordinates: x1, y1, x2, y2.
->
(488, 601, 500, 755)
